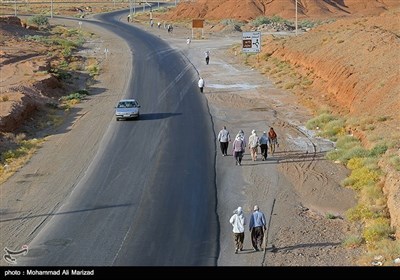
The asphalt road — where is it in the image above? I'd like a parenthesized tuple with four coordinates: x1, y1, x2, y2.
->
(18, 10, 219, 266)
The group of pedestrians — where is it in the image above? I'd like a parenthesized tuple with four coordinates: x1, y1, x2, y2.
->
(221, 127, 277, 253)
(229, 205, 267, 253)
(217, 126, 279, 165)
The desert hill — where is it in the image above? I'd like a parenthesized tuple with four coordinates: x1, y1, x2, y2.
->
(167, 0, 400, 21)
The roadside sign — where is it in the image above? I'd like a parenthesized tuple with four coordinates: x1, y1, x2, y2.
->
(242, 31, 261, 53)
(192, 19, 204, 28)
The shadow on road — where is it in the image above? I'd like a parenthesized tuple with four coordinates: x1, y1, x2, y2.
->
(138, 112, 182, 120)
(267, 242, 341, 253)
(0, 203, 134, 223)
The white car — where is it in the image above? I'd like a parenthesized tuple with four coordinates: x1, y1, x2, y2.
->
(115, 99, 140, 121)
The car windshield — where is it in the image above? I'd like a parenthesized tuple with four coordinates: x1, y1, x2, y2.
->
(118, 101, 136, 108)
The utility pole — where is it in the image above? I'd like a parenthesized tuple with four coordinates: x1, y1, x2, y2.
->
(129, 0, 133, 19)
(51, 0, 53, 19)
(14, 0, 17, 16)
(295, 0, 298, 36)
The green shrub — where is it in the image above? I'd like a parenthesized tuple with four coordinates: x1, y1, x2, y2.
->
(343, 235, 364, 248)
(346, 166, 380, 190)
(363, 218, 393, 244)
(326, 213, 336, 219)
(326, 149, 343, 161)
(271, 15, 287, 24)
(27, 15, 49, 27)
(369, 144, 388, 157)
(336, 135, 359, 149)
(220, 19, 244, 27)
(377, 116, 390, 122)
(371, 239, 400, 260)
(339, 146, 369, 164)
(346, 204, 374, 222)
(362, 184, 385, 202)
(86, 64, 99, 76)
(389, 155, 400, 171)
(318, 119, 346, 140)
(306, 113, 336, 130)
(252, 16, 271, 27)
(59, 60, 69, 69)
(347, 157, 364, 170)
(1, 139, 39, 164)
(61, 90, 89, 101)
(62, 47, 72, 58)
(299, 20, 318, 29)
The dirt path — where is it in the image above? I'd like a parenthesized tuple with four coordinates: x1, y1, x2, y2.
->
(1, 16, 364, 266)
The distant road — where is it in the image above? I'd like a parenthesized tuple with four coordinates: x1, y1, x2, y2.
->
(18, 9, 218, 266)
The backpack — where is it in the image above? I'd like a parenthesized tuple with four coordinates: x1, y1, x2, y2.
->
(268, 130, 277, 139)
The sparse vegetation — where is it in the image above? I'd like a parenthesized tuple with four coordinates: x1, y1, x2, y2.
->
(307, 111, 396, 259)
(0, 135, 44, 184)
(1, 21, 99, 185)
(220, 19, 244, 27)
(389, 155, 400, 171)
(343, 235, 364, 248)
(363, 217, 393, 245)
(251, 15, 291, 27)
(60, 89, 89, 108)
(326, 213, 336, 219)
(27, 15, 49, 28)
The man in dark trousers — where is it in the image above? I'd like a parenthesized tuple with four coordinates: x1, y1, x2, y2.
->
(205, 50, 210, 65)
(217, 126, 231, 156)
(198, 77, 205, 93)
(249, 205, 266, 251)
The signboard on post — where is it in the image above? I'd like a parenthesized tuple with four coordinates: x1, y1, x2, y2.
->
(192, 19, 204, 28)
(192, 19, 205, 38)
(242, 31, 261, 53)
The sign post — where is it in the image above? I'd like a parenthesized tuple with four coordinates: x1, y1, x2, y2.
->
(242, 31, 261, 53)
(192, 19, 204, 39)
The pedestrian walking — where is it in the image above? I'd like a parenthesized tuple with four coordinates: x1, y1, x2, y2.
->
(204, 50, 210, 65)
(259, 131, 268, 160)
(232, 132, 245, 166)
(198, 77, 205, 93)
(186, 37, 191, 45)
(238, 129, 247, 147)
(248, 129, 259, 161)
(217, 126, 231, 156)
(127, 14, 131, 22)
(150, 18, 154, 27)
(249, 205, 267, 251)
(268, 127, 279, 155)
(229, 206, 246, 254)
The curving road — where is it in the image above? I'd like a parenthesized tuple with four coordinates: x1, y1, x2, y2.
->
(19, 10, 219, 266)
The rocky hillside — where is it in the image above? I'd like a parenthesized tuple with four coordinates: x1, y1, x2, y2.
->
(167, 0, 400, 21)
